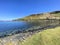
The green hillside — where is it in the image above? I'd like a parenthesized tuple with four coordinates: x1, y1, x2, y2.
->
(14, 11, 60, 21)
(20, 27, 60, 45)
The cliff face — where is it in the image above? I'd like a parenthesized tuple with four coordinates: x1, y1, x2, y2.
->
(14, 11, 60, 21)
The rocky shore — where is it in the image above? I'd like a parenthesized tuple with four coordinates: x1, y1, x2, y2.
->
(0, 24, 59, 45)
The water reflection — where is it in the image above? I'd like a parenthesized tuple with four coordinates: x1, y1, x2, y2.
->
(0, 19, 60, 37)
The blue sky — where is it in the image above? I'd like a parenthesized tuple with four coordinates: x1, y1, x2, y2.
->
(0, 0, 60, 20)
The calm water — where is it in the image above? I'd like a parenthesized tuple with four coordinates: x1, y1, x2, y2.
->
(0, 20, 54, 36)
(0, 21, 39, 35)
(0, 21, 31, 32)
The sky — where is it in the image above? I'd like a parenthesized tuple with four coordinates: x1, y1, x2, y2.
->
(0, 0, 60, 20)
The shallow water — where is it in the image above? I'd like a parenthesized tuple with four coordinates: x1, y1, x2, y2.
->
(0, 21, 33, 32)
(0, 21, 39, 35)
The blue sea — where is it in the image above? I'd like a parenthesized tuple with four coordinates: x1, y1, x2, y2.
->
(0, 21, 38, 36)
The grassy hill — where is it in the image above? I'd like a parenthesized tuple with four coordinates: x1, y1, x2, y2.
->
(20, 27, 60, 45)
(14, 11, 60, 21)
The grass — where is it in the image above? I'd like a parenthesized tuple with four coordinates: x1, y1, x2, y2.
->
(20, 27, 60, 45)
